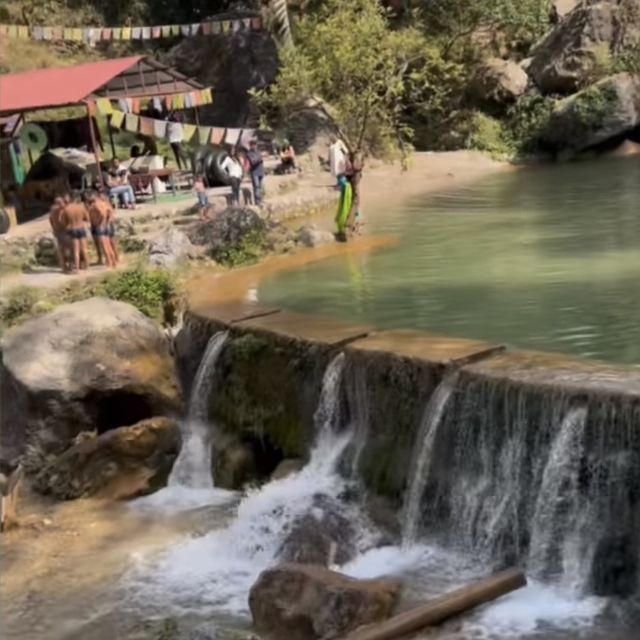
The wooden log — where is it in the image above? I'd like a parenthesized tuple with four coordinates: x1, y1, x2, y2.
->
(342, 568, 526, 640)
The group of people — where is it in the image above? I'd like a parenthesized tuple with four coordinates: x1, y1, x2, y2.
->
(330, 135, 364, 241)
(48, 193, 119, 274)
(194, 139, 266, 215)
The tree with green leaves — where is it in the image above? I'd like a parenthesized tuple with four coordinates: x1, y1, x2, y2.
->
(257, 0, 430, 162)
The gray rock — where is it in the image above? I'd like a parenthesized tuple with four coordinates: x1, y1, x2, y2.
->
(530, 0, 640, 94)
(148, 228, 196, 268)
(296, 224, 335, 248)
(34, 417, 180, 500)
(33, 234, 60, 267)
(551, 0, 580, 22)
(271, 458, 304, 481)
(542, 72, 640, 151)
(213, 436, 258, 490)
(469, 58, 529, 111)
(249, 563, 400, 640)
(0, 297, 181, 466)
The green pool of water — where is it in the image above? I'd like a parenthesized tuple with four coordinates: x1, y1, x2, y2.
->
(259, 157, 640, 365)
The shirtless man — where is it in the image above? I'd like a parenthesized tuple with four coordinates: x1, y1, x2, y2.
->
(86, 193, 116, 268)
(60, 196, 90, 273)
(48, 196, 71, 272)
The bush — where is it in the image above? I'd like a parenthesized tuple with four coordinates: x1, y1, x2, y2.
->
(101, 268, 176, 320)
(1, 287, 39, 327)
(505, 94, 556, 155)
(465, 112, 514, 158)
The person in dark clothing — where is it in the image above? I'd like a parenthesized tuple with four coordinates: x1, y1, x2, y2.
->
(167, 113, 189, 170)
(246, 139, 265, 206)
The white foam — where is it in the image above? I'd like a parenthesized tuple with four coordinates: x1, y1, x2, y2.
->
(464, 580, 606, 638)
(131, 486, 236, 513)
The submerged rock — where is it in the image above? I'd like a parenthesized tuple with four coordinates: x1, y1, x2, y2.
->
(34, 417, 180, 500)
(213, 436, 258, 490)
(0, 297, 181, 466)
(249, 563, 400, 640)
(278, 495, 357, 566)
(542, 72, 640, 151)
(271, 458, 305, 481)
(530, 0, 640, 94)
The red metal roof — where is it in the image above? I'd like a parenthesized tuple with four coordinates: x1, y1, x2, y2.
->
(0, 56, 144, 115)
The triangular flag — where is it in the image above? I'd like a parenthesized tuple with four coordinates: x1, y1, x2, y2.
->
(211, 127, 226, 145)
(183, 124, 196, 142)
(125, 114, 139, 132)
(96, 98, 113, 115)
(110, 111, 125, 129)
(199, 127, 211, 145)
(154, 119, 167, 139)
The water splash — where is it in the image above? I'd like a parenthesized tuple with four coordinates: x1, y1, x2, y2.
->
(126, 353, 368, 614)
(168, 331, 229, 489)
(528, 407, 588, 583)
(401, 373, 458, 546)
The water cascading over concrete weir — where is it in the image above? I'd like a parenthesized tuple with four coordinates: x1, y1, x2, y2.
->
(411, 372, 640, 597)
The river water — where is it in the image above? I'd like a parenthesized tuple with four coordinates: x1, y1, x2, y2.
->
(259, 157, 640, 365)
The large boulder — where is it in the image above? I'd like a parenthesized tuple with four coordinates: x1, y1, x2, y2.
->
(551, 0, 580, 22)
(249, 563, 400, 640)
(0, 297, 181, 465)
(147, 227, 196, 268)
(469, 58, 529, 112)
(530, 0, 640, 94)
(33, 417, 180, 500)
(542, 72, 640, 150)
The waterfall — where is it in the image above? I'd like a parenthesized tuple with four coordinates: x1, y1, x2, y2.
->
(528, 407, 587, 582)
(401, 373, 458, 546)
(127, 353, 373, 614)
(168, 331, 229, 489)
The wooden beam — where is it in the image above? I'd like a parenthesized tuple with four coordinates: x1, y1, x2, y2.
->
(342, 569, 527, 640)
(85, 102, 104, 190)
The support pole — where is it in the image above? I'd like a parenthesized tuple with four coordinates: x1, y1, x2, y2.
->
(194, 105, 201, 127)
(86, 101, 104, 191)
(342, 569, 527, 640)
(107, 114, 117, 160)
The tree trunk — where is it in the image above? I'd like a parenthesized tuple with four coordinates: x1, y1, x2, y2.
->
(342, 569, 527, 640)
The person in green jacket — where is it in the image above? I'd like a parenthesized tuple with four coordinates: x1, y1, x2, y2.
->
(335, 174, 353, 242)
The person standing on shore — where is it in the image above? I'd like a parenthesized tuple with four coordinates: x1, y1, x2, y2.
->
(167, 113, 189, 171)
(329, 135, 348, 186)
(60, 196, 90, 273)
(87, 192, 117, 268)
(221, 148, 244, 206)
(48, 197, 71, 272)
(246, 139, 265, 207)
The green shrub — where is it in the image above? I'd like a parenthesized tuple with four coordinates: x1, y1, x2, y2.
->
(465, 112, 514, 158)
(1, 287, 39, 327)
(101, 268, 176, 320)
(505, 94, 556, 154)
(213, 229, 268, 268)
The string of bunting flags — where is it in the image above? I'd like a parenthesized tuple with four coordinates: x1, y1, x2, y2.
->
(106, 108, 254, 148)
(0, 16, 263, 42)
(92, 89, 214, 117)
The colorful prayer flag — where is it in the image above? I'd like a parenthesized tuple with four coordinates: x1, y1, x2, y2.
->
(161, 25, 171, 38)
(225, 128, 241, 146)
(132, 27, 142, 39)
(139, 117, 154, 136)
(211, 127, 226, 145)
(153, 119, 167, 139)
(243, 18, 252, 30)
(110, 111, 125, 128)
(191, 23, 200, 36)
(0, 25, 7, 36)
(125, 114, 139, 132)
(198, 127, 211, 145)
(221, 20, 231, 33)
(7, 25, 18, 38)
(142, 27, 151, 39)
(212, 21, 222, 35)
(17, 25, 29, 39)
(251, 17, 262, 30)
(96, 98, 114, 115)
(71, 28, 82, 41)
(202, 22, 212, 35)
(112, 28, 122, 40)
(171, 25, 180, 36)
(131, 98, 140, 114)
(101, 28, 112, 40)
(122, 27, 132, 40)
(152, 26, 161, 38)
(180, 25, 190, 36)
(182, 124, 196, 142)
(201, 88, 213, 105)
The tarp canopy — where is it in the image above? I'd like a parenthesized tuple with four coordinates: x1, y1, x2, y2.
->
(0, 56, 204, 115)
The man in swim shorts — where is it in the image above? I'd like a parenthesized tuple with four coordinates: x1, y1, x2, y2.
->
(48, 196, 72, 272)
(60, 196, 90, 273)
(87, 192, 117, 268)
